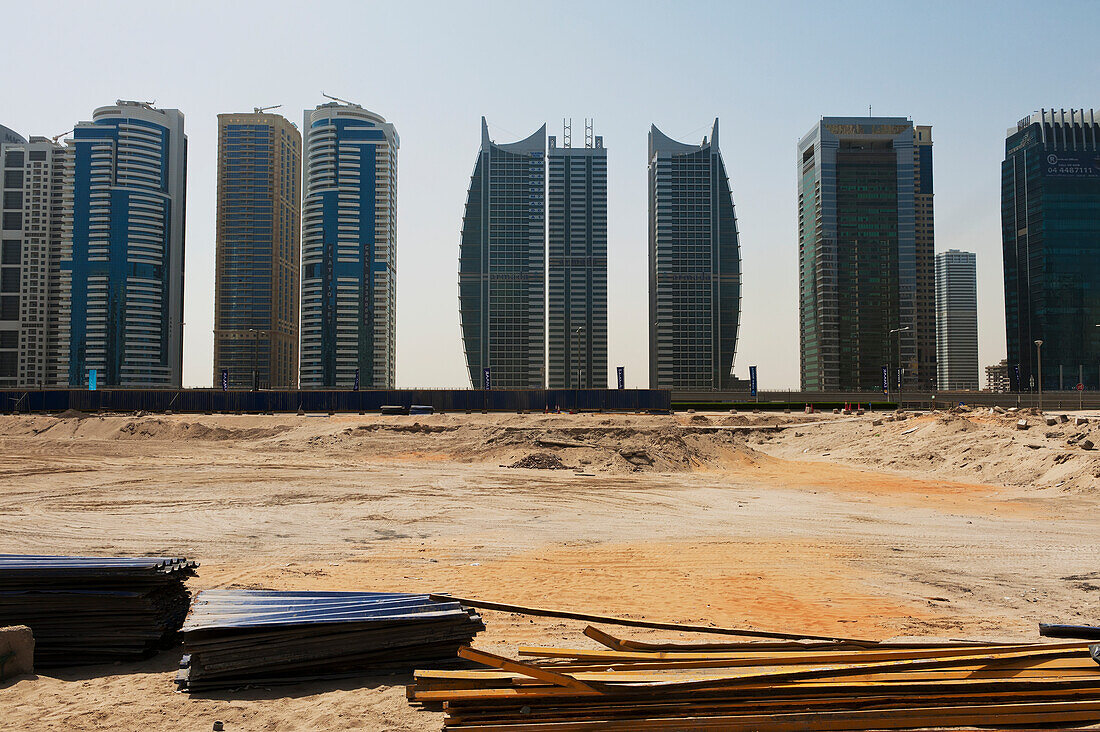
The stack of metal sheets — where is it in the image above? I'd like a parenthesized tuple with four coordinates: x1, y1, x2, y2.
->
(176, 590, 484, 692)
(0, 554, 197, 667)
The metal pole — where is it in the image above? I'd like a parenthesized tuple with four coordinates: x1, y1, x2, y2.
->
(897, 328, 903, 409)
(1035, 340, 1044, 412)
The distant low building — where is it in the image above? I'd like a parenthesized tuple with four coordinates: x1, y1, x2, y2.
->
(985, 359, 1012, 392)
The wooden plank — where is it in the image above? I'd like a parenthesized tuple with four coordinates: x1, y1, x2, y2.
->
(577, 644, 1091, 690)
(415, 673, 1100, 704)
(442, 688, 1100, 726)
(582, 625, 1007, 653)
(458, 647, 594, 692)
(442, 698, 1100, 731)
(428, 594, 867, 642)
(516, 641, 1082, 667)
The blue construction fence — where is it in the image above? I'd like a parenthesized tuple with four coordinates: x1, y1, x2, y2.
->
(0, 389, 671, 414)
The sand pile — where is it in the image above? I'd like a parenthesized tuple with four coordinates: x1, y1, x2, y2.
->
(508, 452, 571, 470)
(764, 410, 1100, 492)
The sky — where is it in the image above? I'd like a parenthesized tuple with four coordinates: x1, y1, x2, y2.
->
(2, 0, 1098, 389)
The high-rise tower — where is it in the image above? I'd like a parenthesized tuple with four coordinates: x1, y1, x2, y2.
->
(797, 116, 935, 392)
(935, 249, 978, 390)
(547, 121, 607, 388)
(300, 101, 398, 389)
(459, 118, 546, 389)
(62, 101, 187, 387)
(648, 119, 741, 390)
(213, 110, 301, 389)
(0, 135, 67, 387)
(1002, 109, 1100, 391)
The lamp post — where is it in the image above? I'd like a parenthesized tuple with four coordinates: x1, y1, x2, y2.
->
(573, 325, 585, 390)
(889, 326, 910, 409)
(1034, 339, 1044, 412)
(249, 328, 267, 391)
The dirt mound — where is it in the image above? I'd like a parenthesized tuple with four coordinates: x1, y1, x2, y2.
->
(56, 409, 89, 420)
(763, 412, 1100, 493)
(508, 452, 570, 470)
(117, 419, 290, 442)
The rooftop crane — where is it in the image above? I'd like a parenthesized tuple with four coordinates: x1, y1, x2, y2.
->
(321, 92, 358, 106)
(253, 105, 282, 114)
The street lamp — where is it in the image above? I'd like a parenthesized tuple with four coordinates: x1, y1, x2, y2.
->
(1034, 339, 1044, 412)
(249, 328, 267, 391)
(573, 325, 585, 390)
(889, 326, 911, 409)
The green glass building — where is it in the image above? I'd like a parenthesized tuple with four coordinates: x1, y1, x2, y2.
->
(1002, 109, 1100, 391)
(797, 117, 936, 392)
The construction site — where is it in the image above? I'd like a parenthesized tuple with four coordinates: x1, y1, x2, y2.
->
(1, 405, 1099, 730)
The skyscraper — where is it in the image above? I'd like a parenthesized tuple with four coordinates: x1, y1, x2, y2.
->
(213, 110, 301, 389)
(797, 116, 935, 392)
(300, 101, 398, 389)
(1002, 109, 1100, 391)
(62, 101, 187, 387)
(913, 125, 936, 390)
(935, 249, 978, 390)
(547, 122, 607, 389)
(459, 118, 546, 389)
(0, 135, 67, 387)
(648, 119, 741, 390)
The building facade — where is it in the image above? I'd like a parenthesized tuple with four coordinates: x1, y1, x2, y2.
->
(213, 111, 301, 389)
(547, 123, 607, 388)
(459, 118, 546, 389)
(985, 358, 1012, 392)
(1002, 109, 1100, 391)
(935, 249, 978, 390)
(0, 125, 24, 146)
(648, 119, 741, 390)
(0, 136, 67, 387)
(62, 101, 187, 387)
(300, 101, 397, 389)
(798, 116, 935, 392)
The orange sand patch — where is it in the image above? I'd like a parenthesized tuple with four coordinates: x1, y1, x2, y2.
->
(198, 538, 937, 640)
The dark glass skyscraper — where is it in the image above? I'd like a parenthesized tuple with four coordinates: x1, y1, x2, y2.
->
(797, 117, 935, 392)
(459, 118, 546, 389)
(547, 124, 607, 389)
(647, 120, 741, 390)
(213, 111, 301, 389)
(1002, 109, 1100, 391)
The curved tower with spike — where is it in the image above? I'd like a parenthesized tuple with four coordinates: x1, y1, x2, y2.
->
(459, 118, 546, 388)
(647, 119, 742, 389)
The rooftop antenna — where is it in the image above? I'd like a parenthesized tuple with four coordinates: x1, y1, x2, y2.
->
(868, 104, 872, 117)
(253, 104, 282, 114)
(585, 118, 593, 148)
(321, 92, 357, 106)
(563, 118, 571, 148)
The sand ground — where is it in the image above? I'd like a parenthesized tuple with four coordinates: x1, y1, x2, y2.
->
(0, 408, 1097, 730)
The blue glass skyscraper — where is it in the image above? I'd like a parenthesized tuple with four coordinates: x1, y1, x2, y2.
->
(62, 101, 186, 387)
(300, 101, 398, 388)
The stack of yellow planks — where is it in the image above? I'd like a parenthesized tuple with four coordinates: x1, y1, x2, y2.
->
(407, 603, 1100, 731)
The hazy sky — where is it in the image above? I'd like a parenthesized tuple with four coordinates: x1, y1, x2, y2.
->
(3, 0, 1098, 389)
